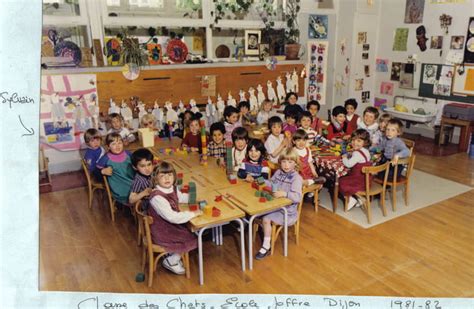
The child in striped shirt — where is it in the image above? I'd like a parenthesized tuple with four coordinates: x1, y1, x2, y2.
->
(129, 148, 154, 210)
(208, 122, 226, 159)
(298, 111, 331, 147)
(237, 138, 270, 182)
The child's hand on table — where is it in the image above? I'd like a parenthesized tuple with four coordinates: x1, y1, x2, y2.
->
(101, 167, 113, 176)
(273, 190, 287, 198)
(391, 155, 399, 165)
(245, 175, 254, 182)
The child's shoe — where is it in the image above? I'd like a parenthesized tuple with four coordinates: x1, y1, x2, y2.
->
(255, 246, 271, 260)
(347, 196, 358, 210)
(162, 257, 185, 275)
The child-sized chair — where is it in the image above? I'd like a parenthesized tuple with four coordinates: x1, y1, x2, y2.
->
(344, 161, 390, 224)
(375, 154, 416, 211)
(102, 176, 117, 222)
(136, 204, 190, 287)
(401, 138, 415, 156)
(81, 159, 106, 209)
(303, 183, 323, 212)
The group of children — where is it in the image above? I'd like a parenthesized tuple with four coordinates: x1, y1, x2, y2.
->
(82, 94, 410, 268)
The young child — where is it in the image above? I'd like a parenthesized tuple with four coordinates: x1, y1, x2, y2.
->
(282, 110, 298, 136)
(177, 110, 196, 138)
(257, 99, 278, 125)
(264, 116, 289, 164)
(372, 113, 391, 148)
(344, 98, 359, 133)
(282, 92, 303, 118)
(97, 133, 135, 205)
(292, 129, 326, 186)
(327, 106, 351, 142)
(306, 100, 324, 134)
(208, 122, 226, 159)
(129, 148, 154, 210)
(140, 113, 160, 136)
(357, 106, 379, 145)
(256, 148, 303, 260)
(83, 128, 106, 181)
(223, 105, 242, 142)
(108, 113, 135, 144)
(181, 116, 202, 152)
(339, 129, 373, 210)
(376, 119, 410, 180)
(231, 127, 249, 172)
(148, 161, 201, 275)
(238, 101, 256, 126)
(237, 138, 270, 182)
(298, 111, 331, 147)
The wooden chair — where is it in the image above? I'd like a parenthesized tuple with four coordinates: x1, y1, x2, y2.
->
(102, 176, 117, 222)
(80, 159, 106, 210)
(375, 154, 416, 211)
(135, 201, 144, 246)
(136, 204, 190, 287)
(343, 162, 390, 224)
(303, 183, 323, 212)
(253, 194, 304, 255)
(401, 138, 415, 156)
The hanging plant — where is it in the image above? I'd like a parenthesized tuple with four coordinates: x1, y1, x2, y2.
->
(211, 0, 254, 29)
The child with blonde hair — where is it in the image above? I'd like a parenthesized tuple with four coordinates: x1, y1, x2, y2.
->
(256, 148, 303, 260)
(257, 99, 278, 125)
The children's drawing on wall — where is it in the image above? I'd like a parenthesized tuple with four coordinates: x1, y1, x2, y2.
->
(439, 65, 454, 85)
(430, 36, 443, 49)
(380, 81, 394, 95)
(361, 91, 370, 103)
(364, 65, 370, 77)
(355, 78, 364, 91)
(40, 74, 98, 150)
(362, 53, 369, 60)
(400, 63, 415, 88)
(362, 44, 370, 51)
(450, 36, 465, 49)
(391, 62, 402, 81)
(404, 0, 425, 24)
(374, 97, 388, 109)
(307, 40, 328, 103)
(393, 28, 409, 51)
(334, 74, 345, 95)
(433, 80, 451, 96)
(423, 64, 438, 84)
(358, 32, 367, 44)
(308, 15, 328, 39)
(416, 26, 428, 51)
(376, 59, 389, 72)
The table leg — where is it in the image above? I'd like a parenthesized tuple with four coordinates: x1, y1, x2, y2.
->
(197, 227, 208, 285)
(459, 126, 468, 152)
(233, 219, 246, 271)
(248, 215, 256, 270)
(439, 120, 445, 146)
(282, 207, 288, 257)
(333, 176, 339, 213)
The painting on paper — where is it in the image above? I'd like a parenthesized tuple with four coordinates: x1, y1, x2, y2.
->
(393, 28, 409, 51)
(423, 64, 438, 84)
(404, 0, 425, 23)
(147, 43, 162, 65)
(380, 81, 394, 95)
(391, 62, 402, 81)
(309, 15, 328, 39)
(376, 59, 389, 72)
(430, 36, 443, 49)
(355, 78, 364, 91)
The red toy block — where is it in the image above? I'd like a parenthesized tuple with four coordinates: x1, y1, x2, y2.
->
(259, 197, 266, 203)
(189, 204, 199, 211)
(229, 178, 237, 184)
(181, 185, 189, 193)
(212, 207, 221, 217)
(177, 172, 184, 179)
(214, 195, 223, 202)
(251, 182, 259, 189)
(263, 186, 272, 193)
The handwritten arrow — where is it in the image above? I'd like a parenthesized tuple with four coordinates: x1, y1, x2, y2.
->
(18, 115, 34, 136)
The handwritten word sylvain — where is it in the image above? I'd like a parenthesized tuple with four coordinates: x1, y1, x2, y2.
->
(1, 91, 34, 109)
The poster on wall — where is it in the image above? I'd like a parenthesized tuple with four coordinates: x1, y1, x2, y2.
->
(391, 62, 402, 81)
(380, 81, 394, 95)
(376, 59, 389, 72)
(40, 74, 99, 150)
(393, 28, 409, 51)
(430, 36, 443, 49)
(308, 15, 328, 39)
(307, 40, 328, 104)
(404, 0, 425, 24)
(452, 64, 474, 95)
(423, 64, 438, 84)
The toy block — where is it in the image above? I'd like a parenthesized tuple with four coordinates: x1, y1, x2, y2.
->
(212, 207, 221, 217)
(203, 205, 213, 216)
(259, 197, 266, 203)
(266, 194, 274, 201)
(214, 195, 223, 202)
(189, 194, 197, 204)
(262, 186, 272, 193)
(251, 182, 259, 189)
(181, 185, 189, 193)
(188, 182, 196, 189)
(229, 178, 237, 184)
(254, 191, 261, 197)
(198, 200, 207, 209)
(189, 204, 199, 211)
(176, 179, 183, 185)
(256, 176, 266, 185)
(177, 172, 183, 179)
(135, 272, 145, 282)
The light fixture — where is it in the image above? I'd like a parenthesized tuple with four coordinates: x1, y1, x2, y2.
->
(439, 14, 452, 35)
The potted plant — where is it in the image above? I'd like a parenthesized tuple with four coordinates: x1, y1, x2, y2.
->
(284, 0, 301, 60)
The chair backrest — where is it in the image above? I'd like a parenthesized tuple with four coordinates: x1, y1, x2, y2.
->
(401, 138, 415, 156)
(81, 158, 93, 186)
(361, 162, 390, 195)
(392, 154, 416, 183)
(136, 201, 155, 250)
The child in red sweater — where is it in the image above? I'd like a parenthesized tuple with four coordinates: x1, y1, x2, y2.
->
(327, 106, 351, 142)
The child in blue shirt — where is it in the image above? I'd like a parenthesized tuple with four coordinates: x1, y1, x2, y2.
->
(238, 138, 270, 182)
(83, 128, 105, 181)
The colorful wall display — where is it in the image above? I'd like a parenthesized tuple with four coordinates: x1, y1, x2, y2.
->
(308, 15, 328, 39)
(404, 0, 425, 23)
(307, 40, 328, 104)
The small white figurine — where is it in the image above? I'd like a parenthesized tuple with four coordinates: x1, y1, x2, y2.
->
(285, 72, 294, 93)
(50, 92, 65, 122)
(137, 102, 147, 123)
(165, 101, 179, 124)
(216, 94, 226, 121)
(121, 101, 133, 128)
(256, 84, 266, 106)
(227, 92, 237, 108)
(152, 100, 164, 131)
(276, 76, 286, 104)
(205, 97, 217, 127)
(266, 80, 277, 104)
(292, 69, 299, 93)
(189, 98, 200, 114)
(108, 98, 120, 115)
(239, 89, 246, 102)
(248, 87, 258, 113)
(178, 100, 186, 114)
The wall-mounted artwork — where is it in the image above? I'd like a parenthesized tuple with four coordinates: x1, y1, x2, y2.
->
(362, 91, 370, 103)
(245, 30, 260, 56)
(391, 62, 402, 81)
(452, 64, 474, 96)
(450, 36, 465, 49)
(430, 36, 443, 49)
(147, 43, 162, 65)
(374, 97, 388, 108)
(380, 81, 394, 95)
(376, 59, 389, 72)
(362, 53, 369, 60)
(363, 44, 370, 51)
(404, 0, 425, 24)
(364, 65, 370, 77)
(358, 32, 367, 44)
(423, 64, 438, 84)
(308, 15, 328, 39)
(355, 78, 364, 91)
(307, 40, 328, 104)
(400, 63, 415, 88)
(393, 28, 409, 51)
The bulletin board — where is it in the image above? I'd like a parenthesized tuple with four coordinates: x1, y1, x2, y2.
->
(418, 63, 474, 104)
(452, 64, 474, 97)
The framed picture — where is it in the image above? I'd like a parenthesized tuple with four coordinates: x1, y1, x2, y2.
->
(245, 30, 261, 56)
(258, 43, 270, 60)
(450, 36, 465, 50)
